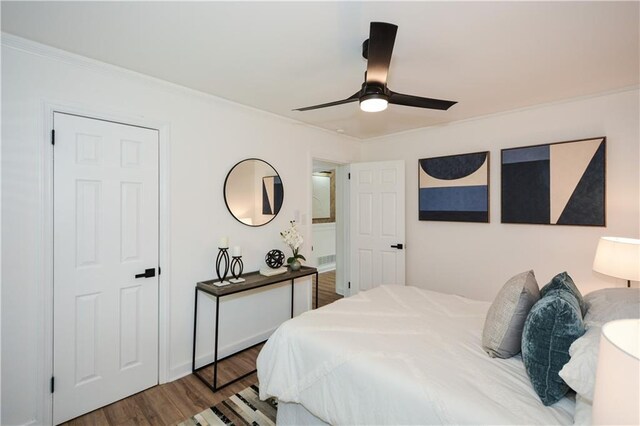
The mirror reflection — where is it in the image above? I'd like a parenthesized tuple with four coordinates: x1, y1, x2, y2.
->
(312, 171, 335, 222)
(224, 158, 284, 226)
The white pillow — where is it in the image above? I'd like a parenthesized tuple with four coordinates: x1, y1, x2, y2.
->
(559, 288, 639, 425)
(558, 325, 600, 400)
(573, 394, 593, 426)
(583, 288, 640, 323)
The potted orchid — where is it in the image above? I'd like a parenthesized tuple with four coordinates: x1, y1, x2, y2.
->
(280, 220, 305, 271)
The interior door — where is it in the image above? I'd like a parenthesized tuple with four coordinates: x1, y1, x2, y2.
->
(349, 160, 405, 294)
(53, 113, 159, 424)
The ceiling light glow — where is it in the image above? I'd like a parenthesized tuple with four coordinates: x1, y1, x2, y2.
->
(360, 97, 388, 112)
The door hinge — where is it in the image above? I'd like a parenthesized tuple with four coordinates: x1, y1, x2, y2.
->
(50, 376, 55, 393)
(348, 281, 351, 289)
(348, 172, 351, 180)
(51, 129, 55, 145)
(158, 266, 161, 275)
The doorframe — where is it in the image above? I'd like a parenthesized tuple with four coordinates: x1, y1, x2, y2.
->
(308, 154, 350, 303)
(40, 102, 171, 425)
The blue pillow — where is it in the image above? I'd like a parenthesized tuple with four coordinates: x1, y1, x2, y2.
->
(540, 272, 586, 315)
(522, 288, 586, 405)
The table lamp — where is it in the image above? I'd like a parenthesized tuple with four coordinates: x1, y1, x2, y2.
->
(592, 237, 640, 287)
(592, 319, 640, 425)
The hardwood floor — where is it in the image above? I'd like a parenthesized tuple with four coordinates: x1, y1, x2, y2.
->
(64, 270, 341, 425)
(63, 346, 262, 426)
(313, 270, 343, 308)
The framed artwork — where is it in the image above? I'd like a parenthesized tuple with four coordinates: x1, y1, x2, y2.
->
(312, 171, 336, 223)
(262, 175, 283, 215)
(501, 137, 605, 226)
(418, 151, 490, 223)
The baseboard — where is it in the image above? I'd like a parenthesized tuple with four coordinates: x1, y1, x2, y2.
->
(168, 326, 278, 382)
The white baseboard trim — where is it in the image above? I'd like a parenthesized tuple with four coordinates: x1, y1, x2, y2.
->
(168, 326, 278, 382)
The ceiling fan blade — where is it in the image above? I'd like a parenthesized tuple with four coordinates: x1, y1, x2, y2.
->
(365, 22, 398, 86)
(293, 92, 360, 112)
(389, 91, 457, 110)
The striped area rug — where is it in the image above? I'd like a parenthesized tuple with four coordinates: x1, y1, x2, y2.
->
(179, 385, 277, 426)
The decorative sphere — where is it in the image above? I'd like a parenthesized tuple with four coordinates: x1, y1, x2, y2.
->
(265, 249, 285, 269)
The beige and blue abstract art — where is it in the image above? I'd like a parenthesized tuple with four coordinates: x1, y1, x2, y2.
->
(262, 175, 283, 215)
(501, 137, 605, 226)
(419, 151, 489, 222)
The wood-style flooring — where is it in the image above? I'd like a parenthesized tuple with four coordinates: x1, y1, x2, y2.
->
(64, 271, 341, 425)
(313, 270, 343, 308)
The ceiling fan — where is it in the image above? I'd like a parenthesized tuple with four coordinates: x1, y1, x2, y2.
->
(294, 22, 457, 113)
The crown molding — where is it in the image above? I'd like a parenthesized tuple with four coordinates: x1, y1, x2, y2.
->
(1, 32, 362, 143)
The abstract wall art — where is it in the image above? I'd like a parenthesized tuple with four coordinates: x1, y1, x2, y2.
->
(419, 151, 490, 222)
(262, 175, 283, 215)
(501, 137, 605, 226)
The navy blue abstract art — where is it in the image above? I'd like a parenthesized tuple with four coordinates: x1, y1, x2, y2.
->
(501, 137, 605, 226)
(262, 175, 283, 215)
(419, 152, 489, 222)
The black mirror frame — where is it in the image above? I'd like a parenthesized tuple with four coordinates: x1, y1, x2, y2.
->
(223, 158, 284, 227)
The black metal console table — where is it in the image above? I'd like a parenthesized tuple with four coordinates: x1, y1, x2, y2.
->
(192, 266, 319, 392)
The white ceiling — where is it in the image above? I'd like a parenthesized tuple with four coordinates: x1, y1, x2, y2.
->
(2, 1, 638, 139)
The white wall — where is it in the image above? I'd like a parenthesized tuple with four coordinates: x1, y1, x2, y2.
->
(1, 36, 359, 425)
(361, 89, 640, 301)
(311, 223, 336, 273)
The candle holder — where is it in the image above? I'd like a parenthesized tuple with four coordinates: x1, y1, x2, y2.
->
(215, 247, 230, 285)
(229, 256, 245, 283)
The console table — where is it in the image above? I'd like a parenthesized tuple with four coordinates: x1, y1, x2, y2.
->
(192, 266, 319, 392)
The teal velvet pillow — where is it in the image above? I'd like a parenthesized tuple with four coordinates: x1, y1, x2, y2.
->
(522, 288, 586, 405)
(540, 272, 586, 315)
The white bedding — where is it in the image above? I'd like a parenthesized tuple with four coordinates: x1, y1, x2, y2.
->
(257, 285, 574, 425)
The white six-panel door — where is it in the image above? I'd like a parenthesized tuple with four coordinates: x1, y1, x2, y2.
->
(53, 113, 159, 424)
(349, 160, 405, 294)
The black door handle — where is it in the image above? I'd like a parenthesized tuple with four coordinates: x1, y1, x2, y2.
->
(135, 268, 156, 279)
(390, 244, 404, 250)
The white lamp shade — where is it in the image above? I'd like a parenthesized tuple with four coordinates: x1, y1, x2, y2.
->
(593, 237, 640, 281)
(592, 319, 640, 425)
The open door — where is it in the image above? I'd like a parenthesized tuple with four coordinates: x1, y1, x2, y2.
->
(349, 160, 405, 295)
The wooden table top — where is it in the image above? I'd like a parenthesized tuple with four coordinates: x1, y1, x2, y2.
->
(196, 266, 318, 297)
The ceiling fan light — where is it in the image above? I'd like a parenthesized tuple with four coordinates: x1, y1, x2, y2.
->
(360, 95, 388, 112)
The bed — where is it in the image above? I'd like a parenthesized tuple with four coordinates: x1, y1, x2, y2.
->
(256, 285, 575, 425)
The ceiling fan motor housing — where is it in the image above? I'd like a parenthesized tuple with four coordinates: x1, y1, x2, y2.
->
(360, 82, 389, 100)
(362, 39, 370, 59)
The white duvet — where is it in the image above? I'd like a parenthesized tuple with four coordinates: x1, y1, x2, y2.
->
(257, 285, 574, 425)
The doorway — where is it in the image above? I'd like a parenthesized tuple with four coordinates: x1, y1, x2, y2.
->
(311, 160, 347, 307)
(52, 112, 160, 424)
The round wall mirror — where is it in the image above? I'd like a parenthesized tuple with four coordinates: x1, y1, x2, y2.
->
(224, 158, 284, 226)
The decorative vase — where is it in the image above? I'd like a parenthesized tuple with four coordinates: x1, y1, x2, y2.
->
(289, 260, 301, 271)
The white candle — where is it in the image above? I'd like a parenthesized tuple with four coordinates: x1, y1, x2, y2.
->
(219, 236, 228, 248)
(232, 246, 242, 257)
